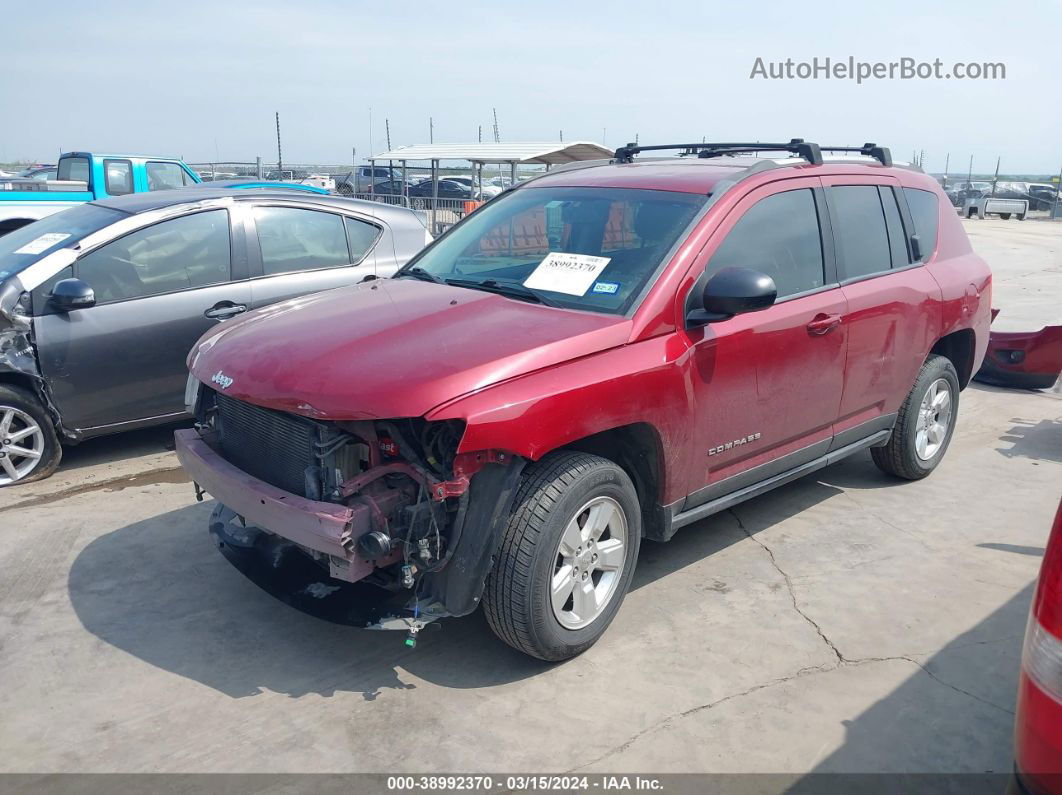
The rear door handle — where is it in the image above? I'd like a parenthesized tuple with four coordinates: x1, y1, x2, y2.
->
(204, 302, 247, 320)
(806, 313, 841, 335)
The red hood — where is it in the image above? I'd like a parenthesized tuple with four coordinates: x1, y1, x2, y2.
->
(189, 278, 631, 419)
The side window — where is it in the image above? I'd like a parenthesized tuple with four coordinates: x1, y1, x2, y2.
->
(146, 162, 192, 191)
(103, 159, 133, 196)
(903, 188, 940, 260)
(880, 187, 911, 268)
(57, 157, 90, 183)
(707, 189, 824, 299)
(253, 207, 350, 275)
(344, 217, 381, 263)
(829, 186, 891, 280)
(76, 210, 231, 303)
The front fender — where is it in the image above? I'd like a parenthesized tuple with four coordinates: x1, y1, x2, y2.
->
(426, 333, 693, 505)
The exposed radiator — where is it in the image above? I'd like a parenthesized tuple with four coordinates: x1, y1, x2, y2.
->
(214, 393, 324, 497)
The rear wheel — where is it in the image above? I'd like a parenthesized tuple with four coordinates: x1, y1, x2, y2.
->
(872, 355, 959, 480)
(999, 213, 1012, 220)
(483, 452, 641, 661)
(0, 385, 61, 486)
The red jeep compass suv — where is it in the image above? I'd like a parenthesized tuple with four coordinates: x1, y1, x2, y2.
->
(176, 140, 992, 660)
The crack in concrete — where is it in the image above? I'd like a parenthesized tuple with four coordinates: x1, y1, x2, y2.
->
(568, 662, 835, 773)
(728, 508, 844, 664)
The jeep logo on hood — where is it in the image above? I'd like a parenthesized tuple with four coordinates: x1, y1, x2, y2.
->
(210, 370, 234, 390)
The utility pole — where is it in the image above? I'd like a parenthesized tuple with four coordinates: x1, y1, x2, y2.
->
(991, 156, 1001, 196)
(492, 108, 500, 143)
(368, 106, 373, 162)
(967, 155, 974, 188)
(602, 127, 606, 145)
(275, 111, 282, 176)
(478, 125, 482, 143)
(385, 118, 392, 150)
(352, 147, 356, 166)
(559, 130, 563, 142)
(943, 153, 950, 186)
(429, 117, 434, 144)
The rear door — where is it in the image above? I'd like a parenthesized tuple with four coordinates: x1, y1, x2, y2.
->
(244, 202, 383, 308)
(821, 176, 943, 443)
(683, 178, 849, 507)
(33, 208, 251, 431)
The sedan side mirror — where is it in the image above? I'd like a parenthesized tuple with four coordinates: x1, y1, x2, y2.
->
(688, 267, 777, 325)
(48, 278, 96, 312)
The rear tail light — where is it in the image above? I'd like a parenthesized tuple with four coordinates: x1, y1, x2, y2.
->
(1024, 618, 1062, 704)
(1024, 500, 1062, 702)
(1015, 499, 1062, 786)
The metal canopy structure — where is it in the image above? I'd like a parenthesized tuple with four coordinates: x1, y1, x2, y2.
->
(367, 141, 613, 234)
(369, 141, 612, 166)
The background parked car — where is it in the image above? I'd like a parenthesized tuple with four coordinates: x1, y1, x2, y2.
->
(15, 165, 57, 180)
(407, 179, 474, 199)
(0, 187, 431, 485)
(434, 176, 502, 198)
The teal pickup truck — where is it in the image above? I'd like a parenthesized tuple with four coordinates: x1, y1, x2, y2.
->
(0, 152, 201, 236)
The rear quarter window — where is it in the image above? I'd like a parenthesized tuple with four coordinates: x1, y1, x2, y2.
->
(903, 188, 940, 259)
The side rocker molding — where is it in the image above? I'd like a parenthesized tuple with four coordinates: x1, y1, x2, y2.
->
(663, 427, 893, 539)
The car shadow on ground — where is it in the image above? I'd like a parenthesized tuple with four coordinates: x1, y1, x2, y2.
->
(790, 578, 1033, 784)
(66, 460, 859, 701)
(996, 417, 1062, 465)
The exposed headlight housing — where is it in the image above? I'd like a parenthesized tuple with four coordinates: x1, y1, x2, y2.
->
(184, 373, 202, 416)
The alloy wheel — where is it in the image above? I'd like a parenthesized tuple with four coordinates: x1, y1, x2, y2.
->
(551, 496, 628, 629)
(0, 406, 46, 485)
(915, 378, 953, 461)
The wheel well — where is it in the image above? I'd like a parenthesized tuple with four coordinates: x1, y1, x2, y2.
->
(0, 218, 35, 237)
(0, 371, 39, 394)
(930, 329, 976, 388)
(559, 423, 667, 540)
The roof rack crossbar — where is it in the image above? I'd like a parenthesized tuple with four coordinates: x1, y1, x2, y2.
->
(613, 139, 824, 166)
(816, 143, 892, 167)
(613, 140, 893, 168)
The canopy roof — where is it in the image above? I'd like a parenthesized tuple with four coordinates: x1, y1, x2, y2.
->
(369, 141, 613, 165)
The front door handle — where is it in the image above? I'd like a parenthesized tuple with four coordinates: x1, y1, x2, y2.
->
(806, 313, 841, 336)
(204, 302, 247, 320)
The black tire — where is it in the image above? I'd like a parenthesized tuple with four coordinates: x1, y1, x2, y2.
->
(999, 213, 1012, 220)
(0, 384, 61, 486)
(872, 355, 960, 480)
(483, 451, 641, 661)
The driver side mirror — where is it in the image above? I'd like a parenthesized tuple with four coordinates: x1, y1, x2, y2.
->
(48, 278, 96, 312)
(687, 267, 777, 326)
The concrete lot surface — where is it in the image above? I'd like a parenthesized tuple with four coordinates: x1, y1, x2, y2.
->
(0, 218, 1059, 773)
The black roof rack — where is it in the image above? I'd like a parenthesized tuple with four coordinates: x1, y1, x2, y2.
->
(612, 139, 892, 167)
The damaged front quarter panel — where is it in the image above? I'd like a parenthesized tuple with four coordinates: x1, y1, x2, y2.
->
(0, 277, 42, 378)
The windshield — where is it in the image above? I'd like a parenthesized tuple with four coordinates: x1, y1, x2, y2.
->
(403, 186, 706, 315)
(0, 204, 124, 281)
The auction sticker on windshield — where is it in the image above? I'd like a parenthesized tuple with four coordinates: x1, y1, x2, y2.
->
(523, 252, 611, 296)
(14, 233, 71, 255)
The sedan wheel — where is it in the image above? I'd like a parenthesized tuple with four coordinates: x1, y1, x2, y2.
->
(0, 385, 62, 486)
(0, 406, 47, 484)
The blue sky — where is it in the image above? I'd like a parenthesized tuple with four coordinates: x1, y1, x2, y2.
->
(3, 0, 1059, 173)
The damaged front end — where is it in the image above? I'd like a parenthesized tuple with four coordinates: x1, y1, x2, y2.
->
(974, 309, 1062, 391)
(175, 386, 524, 637)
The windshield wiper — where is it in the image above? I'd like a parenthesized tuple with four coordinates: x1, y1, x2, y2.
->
(443, 278, 560, 307)
(396, 266, 442, 284)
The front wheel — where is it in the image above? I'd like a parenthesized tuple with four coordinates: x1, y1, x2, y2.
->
(483, 452, 641, 661)
(872, 355, 960, 480)
(0, 385, 62, 486)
